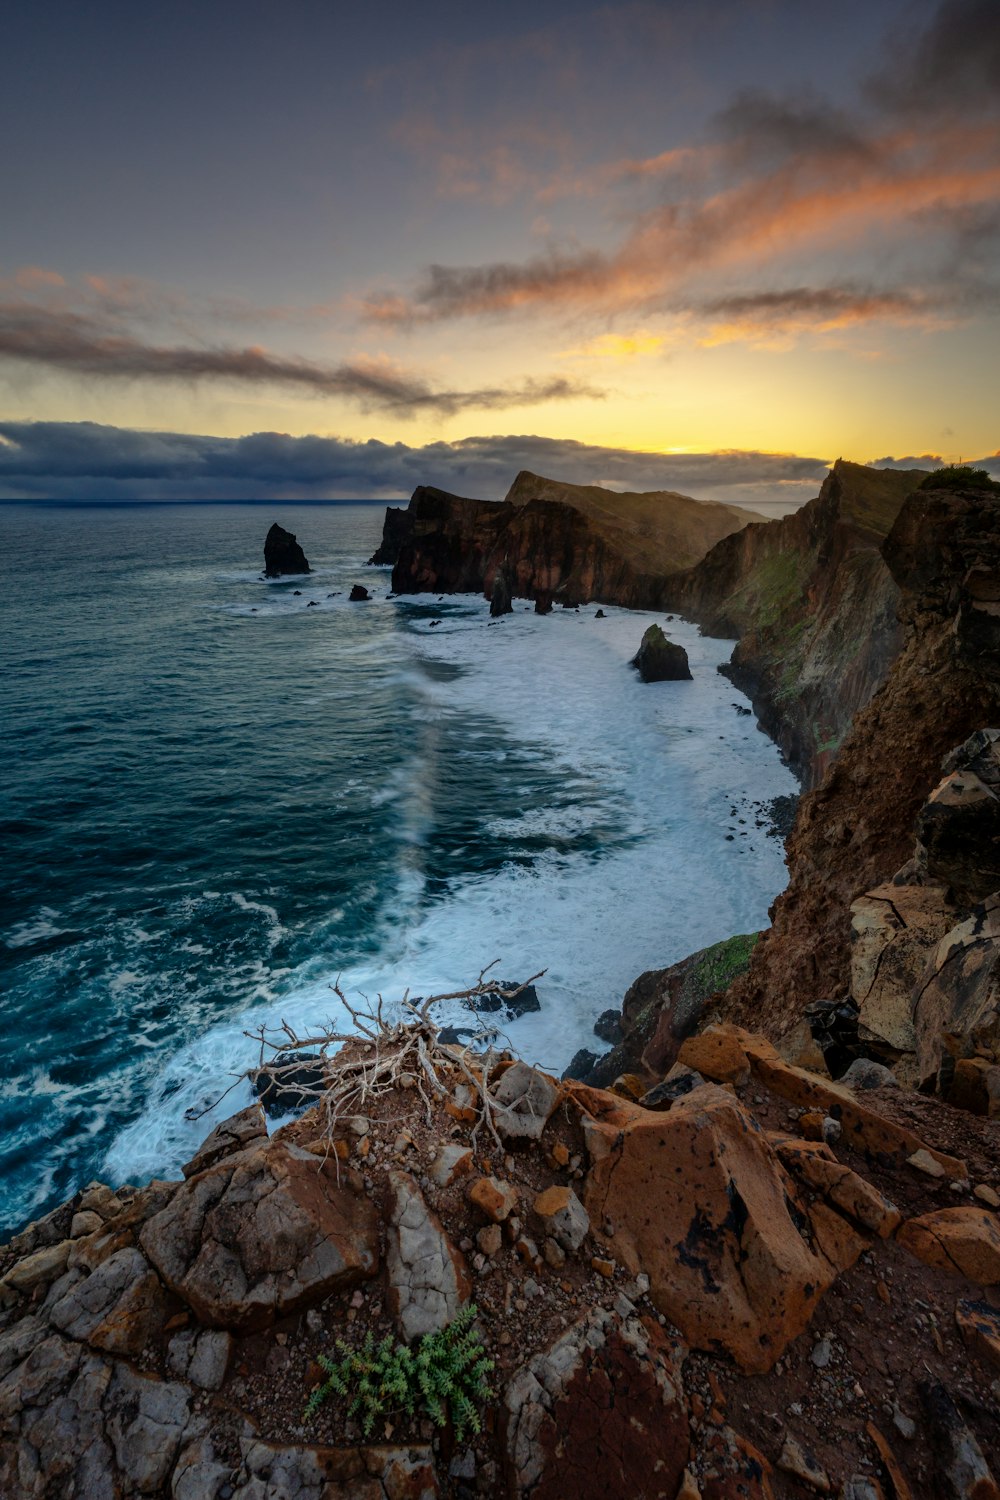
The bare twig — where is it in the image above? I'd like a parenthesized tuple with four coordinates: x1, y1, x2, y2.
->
(189, 964, 547, 1150)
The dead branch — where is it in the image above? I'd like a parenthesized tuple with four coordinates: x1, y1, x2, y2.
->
(188, 963, 548, 1151)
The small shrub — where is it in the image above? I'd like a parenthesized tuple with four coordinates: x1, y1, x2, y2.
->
(918, 465, 1000, 493)
(303, 1303, 494, 1440)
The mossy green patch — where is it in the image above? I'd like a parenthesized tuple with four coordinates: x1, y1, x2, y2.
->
(686, 930, 760, 1002)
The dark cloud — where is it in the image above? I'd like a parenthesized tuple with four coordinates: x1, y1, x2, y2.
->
(874, 452, 1000, 475)
(362, 250, 613, 326)
(711, 89, 872, 167)
(870, 0, 1000, 117)
(700, 285, 937, 322)
(0, 304, 601, 416)
(0, 419, 831, 510)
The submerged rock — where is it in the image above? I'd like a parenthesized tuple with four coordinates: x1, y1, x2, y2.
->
(253, 1051, 325, 1118)
(464, 979, 541, 1019)
(631, 624, 692, 683)
(263, 522, 310, 577)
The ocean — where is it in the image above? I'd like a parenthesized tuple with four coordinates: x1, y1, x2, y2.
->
(0, 501, 798, 1237)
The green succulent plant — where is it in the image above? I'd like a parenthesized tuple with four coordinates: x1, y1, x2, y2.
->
(303, 1302, 494, 1440)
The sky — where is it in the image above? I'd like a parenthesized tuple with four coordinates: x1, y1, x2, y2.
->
(1, 0, 998, 508)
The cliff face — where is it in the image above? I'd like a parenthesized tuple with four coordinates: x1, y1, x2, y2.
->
(374, 473, 760, 609)
(724, 483, 1000, 1039)
(667, 460, 928, 785)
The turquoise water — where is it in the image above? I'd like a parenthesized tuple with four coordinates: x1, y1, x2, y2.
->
(1, 503, 797, 1236)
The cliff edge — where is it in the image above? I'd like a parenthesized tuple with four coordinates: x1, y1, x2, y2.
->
(371, 473, 761, 610)
(667, 459, 928, 785)
(725, 480, 1000, 1040)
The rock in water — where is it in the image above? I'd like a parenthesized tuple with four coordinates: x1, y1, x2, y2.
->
(349, 584, 371, 601)
(263, 523, 310, 577)
(489, 564, 513, 617)
(631, 624, 692, 682)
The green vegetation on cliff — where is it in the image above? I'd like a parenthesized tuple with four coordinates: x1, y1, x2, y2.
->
(919, 465, 1000, 493)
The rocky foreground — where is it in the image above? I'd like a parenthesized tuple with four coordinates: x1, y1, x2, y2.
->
(3, 1017, 1000, 1499)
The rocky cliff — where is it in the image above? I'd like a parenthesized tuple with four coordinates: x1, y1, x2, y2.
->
(372, 473, 761, 610)
(723, 482, 1000, 1042)
(666, 460, 928, 786)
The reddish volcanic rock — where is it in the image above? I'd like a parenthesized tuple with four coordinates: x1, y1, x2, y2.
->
(571, 1081, 858, 1372)
(503, 1307, 689, 1500)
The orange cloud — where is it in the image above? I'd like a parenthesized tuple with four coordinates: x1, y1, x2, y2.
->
(15, 267, 66, 290)
(362, 119, 1000, 328)
(562, 330, 669, 359)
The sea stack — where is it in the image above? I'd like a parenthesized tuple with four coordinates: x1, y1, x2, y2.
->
(489, 563, 513, 617)
(263, 523, 310, 578)
(632, 624, 692, 682)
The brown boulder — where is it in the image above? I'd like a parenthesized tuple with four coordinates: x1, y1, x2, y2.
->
(695, 1425, 775, 1499)
(676, 1026, 751, 1084)
(913, 894, 1000, 1089)
(898, 1207, 1000, 1285)
(139, 1139, 378, 1331)
(503, 1307, 688, 1499)
(572, 1082, 855, 1372)
(770, 1137, 901, 1237)
(849, 883, 956, 1056)
(732, 1027, 968, 1177)
(955, 1297, 1000, 1371)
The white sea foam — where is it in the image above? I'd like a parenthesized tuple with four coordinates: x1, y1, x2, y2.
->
(3, 909, 70, 950)
(106, 596, 797, 1186)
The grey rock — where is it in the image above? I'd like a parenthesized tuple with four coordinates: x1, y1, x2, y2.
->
(105, 1362, 193, 1493)
(385, 1170, 469, 1341)
(182, 1105, 267, 1179)
(167, 1328, 233, 1391)
(892, 1403, 916, 1441)
(810, 1337, 832, 1369)
(48, 1246, 166, 1356)
(428, 1143, 473, 1189)
(534, 1188, 589, 1253)
(841, 1058, 899, 1090)
(491, 1062, 559, 1142)
(140, 1138, 378, 1332)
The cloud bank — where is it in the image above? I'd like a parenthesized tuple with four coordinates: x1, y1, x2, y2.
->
(0, 304, 600, 417)
(0, 419, 833, 510)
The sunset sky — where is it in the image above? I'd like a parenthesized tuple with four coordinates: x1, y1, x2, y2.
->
(1, 0, 998, 507)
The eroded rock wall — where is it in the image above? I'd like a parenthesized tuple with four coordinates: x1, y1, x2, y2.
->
(724, 484, 1000, 1039)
